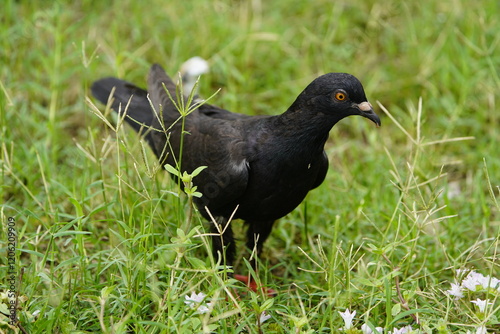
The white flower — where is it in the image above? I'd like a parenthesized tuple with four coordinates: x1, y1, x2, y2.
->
(493, 277, 500, 289)
(467, 328, 488, 334)
(179, 56, 209, 95)
(184, 291, 207, 305)
(259, 311, 271, 324)
(362, 323, 384, 333)
(196, 304, 210, 314)
(338, 309, 356, 330)
(446, 283, 464, 299)
(461, 271, 484, 292)
(184, 291, 212, 314)
(475, 326, 487, 334)
(470, 298, 493, 313)
(457, 269, 500, 292)
(480, 276, 499, 290)
(389, 325, 413, 334)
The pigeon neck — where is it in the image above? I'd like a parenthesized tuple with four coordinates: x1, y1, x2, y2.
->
(276, 107, 342, 147)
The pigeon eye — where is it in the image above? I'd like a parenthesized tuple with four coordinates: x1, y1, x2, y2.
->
(334, 90, 348, 101)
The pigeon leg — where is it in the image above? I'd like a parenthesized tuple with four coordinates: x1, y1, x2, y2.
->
(210, 217, 236, 267)
(245, 220, 275, 265)
(233, 220, 276, 296)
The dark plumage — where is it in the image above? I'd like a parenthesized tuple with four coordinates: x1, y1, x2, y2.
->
(91, 64, 380, 279)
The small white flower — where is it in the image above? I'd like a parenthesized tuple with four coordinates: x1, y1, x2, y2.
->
(475, 326, 487, 334)
(470, 298, 493, 313)
(184, 291, 207, 305)
(389, 325, 413, 334)
(492, 277, 500, 289)
(196, 304, 210, 314)
(462, 271, 484, 292)
(361, 323, 384, 334)
(259, 311, 271, 324)
(338, 309, 356, 330)
(479, 276, 499, 290)
(179, 56, 209, 95)
(458, 270, 500, 292)
(184, 291, 212, 314)
(446, 283, 464, 299)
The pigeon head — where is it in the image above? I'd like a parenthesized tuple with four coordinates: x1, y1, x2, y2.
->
(295, 73, 381, 127)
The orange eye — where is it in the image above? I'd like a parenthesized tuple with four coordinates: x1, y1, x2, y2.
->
(334, 91, 347, 101)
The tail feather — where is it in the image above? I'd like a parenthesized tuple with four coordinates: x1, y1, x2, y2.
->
(90, 77, 159, 156)
(147, 64, 180, 116)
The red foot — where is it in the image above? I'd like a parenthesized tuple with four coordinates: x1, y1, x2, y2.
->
(234, 274, 277, 296)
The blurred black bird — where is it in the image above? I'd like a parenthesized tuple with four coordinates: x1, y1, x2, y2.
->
(91, 63, 380, 291)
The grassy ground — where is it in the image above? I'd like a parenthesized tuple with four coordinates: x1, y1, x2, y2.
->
(1, 0, 499, 333)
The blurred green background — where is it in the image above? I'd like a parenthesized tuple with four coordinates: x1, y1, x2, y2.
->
(1, 0, 499, 332)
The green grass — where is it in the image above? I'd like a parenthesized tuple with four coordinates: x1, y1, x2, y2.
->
(1, 0, 499, 333)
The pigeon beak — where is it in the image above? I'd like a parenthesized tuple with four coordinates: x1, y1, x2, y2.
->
(355, 101, 381, 127)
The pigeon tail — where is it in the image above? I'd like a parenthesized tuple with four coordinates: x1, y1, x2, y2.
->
(90, 77, 158, 154)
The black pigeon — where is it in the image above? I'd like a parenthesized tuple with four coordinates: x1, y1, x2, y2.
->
(91, 64, 380, 286)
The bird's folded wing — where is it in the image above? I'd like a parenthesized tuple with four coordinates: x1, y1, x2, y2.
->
(188, 119, 251, 212)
